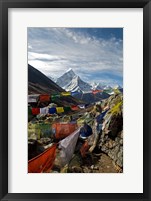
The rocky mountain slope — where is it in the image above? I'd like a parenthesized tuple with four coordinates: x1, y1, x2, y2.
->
(66, 92, 123, 172)
(28, 89, 123, 172)
(73, 91, 110, 103)
(28, 64, 84, 106)
(28, 64, 64, 94)
(99, 93, 123, 167)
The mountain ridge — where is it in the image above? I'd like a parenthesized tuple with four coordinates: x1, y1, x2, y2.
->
(56, 68, 92, 92)
(56, 68, 111, 103)
(28, 64, 84, 106)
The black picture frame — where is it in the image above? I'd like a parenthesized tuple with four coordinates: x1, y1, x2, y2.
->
(0, 0, 151, 200)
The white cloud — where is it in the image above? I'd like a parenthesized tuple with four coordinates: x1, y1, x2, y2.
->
(28, 52, 66, 61)
(28, 45, 32, 49)
(28, 28, 123, 84)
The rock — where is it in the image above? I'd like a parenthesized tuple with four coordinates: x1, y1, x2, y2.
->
(112, 161, 123, 172)
(91, 165, 94, 170)
(116, 158, 123, 167)
(119, 139, 123, 145)
(68, 154, 83, 172)
(28, 133, 37, 140)
(120, 131, 123, 138)
(51, 171, 59, 173)
(101, 145, 109, 153)
(82, 167, 92, 173)
(60, 164, 68, 173)
(36, 114, 46, 120)
(98, 94, 123, 168)
(94, 166, 99, 170)
(71, 166, 83, 173)
(43, 143, 53, 150)
(38, 137, 52, 145)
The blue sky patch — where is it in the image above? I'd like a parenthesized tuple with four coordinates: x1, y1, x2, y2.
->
(28, 28, 123, 86)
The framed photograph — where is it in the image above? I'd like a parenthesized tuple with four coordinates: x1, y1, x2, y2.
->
(0, 0, 151, 201)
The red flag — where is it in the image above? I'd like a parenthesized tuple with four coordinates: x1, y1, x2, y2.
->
(39, 94, 50, 102)
(80, 141, 89, 158)
(92, 89, 102, 95)
(32, 108, 40, 115)
(71, 105, 79, 111)
(28, 144, 57, 173)
(52, 122, 78, 139)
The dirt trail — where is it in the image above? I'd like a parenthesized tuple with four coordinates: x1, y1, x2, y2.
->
(87, 153, 122, 173)
(52, 151, 122, 173)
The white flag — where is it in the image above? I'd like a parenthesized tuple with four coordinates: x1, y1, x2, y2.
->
(40, 107, 48, 114)
(59, 128, 80, 166)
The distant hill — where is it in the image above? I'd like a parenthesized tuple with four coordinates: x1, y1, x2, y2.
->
(28, 64, 64, 93)
(28, 64, 84, 106)
(72, 91, 110, 104)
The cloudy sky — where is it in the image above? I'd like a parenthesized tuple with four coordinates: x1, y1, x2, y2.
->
(28, 28, 123, 86)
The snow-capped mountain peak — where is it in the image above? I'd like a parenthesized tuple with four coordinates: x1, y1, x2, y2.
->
(56, 68, 122, 94)
(103, 85, 112, 90)
(113, 84, 122, 89)
(90, 82, 104, 90)
(66, 68, 73, 72)
(56, 68, 76, 87)
(65, 68, 75, 77)
(56, 69, 91, 92)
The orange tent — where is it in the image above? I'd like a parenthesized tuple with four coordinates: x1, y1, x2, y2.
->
(28, 144, 57, 173)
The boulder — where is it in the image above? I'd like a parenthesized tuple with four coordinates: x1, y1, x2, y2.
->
(98, 94, 123, 168)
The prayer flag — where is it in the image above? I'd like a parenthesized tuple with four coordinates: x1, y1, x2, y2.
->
(51, 97, 56, 102)
(39, 94, 50, 102)
(48, 107, 56, 114)
(113, 89, 121, 94)
(64, 106, 71, 112)
(51, 94, 60, 98)
(71, 91, 80, 96)
(32, 108, 40, 115)
(71, 105, 79, 111)
(28, 144, 57, 173)
(28, 107, 32, 116)
(80, 141, 89, 158)
(59, 128, 80, 166)
(28, 94, 39, 103)
(40, 107, 48, 115)
(61, 92, 71, 96)
(52, 122, 78, 139)
(92, 89, 102, 95)
(78, 104, 85, 109)
(56, 107, 64, 113)
(83, 91, 92, 94)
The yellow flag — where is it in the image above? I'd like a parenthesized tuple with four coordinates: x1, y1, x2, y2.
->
(56, 107, 64, 113)
(110, 101, 122, 114)
(61, 92, 71, 96)
(114, 89, 120, 94)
